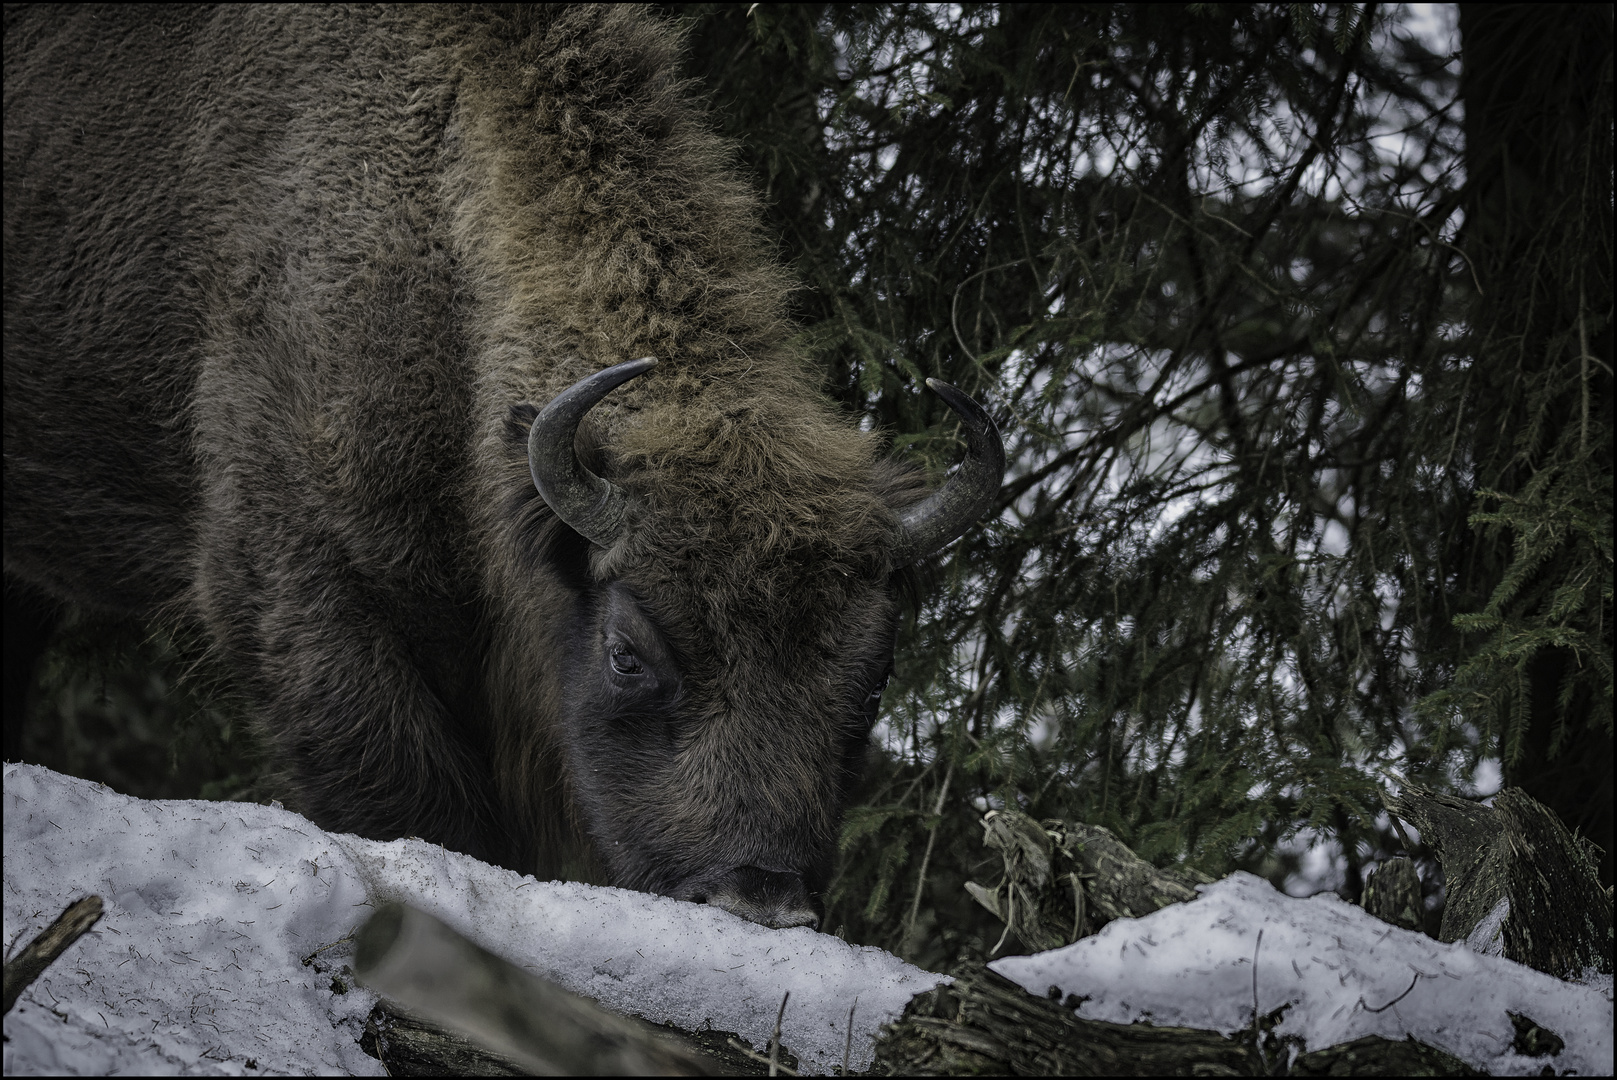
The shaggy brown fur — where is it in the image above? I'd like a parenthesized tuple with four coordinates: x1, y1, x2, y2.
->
(4, 5, 934, 914)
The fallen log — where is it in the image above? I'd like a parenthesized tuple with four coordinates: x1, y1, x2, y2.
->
(357, 995, 795, 1077)
(869, 961, 1481, 1077)
(1288, 1034, 1481, 1077)
(360, 1001, 526, 1076)
(869, 963, 1264, 1075)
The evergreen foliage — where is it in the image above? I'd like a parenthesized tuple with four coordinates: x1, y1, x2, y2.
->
(666, 2, 1613, 967)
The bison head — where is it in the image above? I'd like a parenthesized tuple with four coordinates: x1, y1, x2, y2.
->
(521, 358, 1003, 929)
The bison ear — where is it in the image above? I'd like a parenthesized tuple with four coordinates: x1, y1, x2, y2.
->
(506, 403, 541, 447)
(872, 457, 931, 513)
(507, 401, 601, 591)
(531, 512, 596, 592)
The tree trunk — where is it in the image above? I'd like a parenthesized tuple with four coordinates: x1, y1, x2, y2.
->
(1386, 786, 1613, 979)
(1458, 2, 1615, 887)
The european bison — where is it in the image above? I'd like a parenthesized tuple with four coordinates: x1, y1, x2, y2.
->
(2, 4, 1002, 928)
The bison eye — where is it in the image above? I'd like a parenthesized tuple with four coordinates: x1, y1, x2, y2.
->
(862, 672, 892, 726)
(609, 643, 644, 676)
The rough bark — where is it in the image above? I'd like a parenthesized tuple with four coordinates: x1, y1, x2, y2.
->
(1359, 857, 1423, 933)
(1288, 1035, 1480, 1076)
(869, 964, 1265, 1076)
(1387, 786, 1613, 978)
(360, 1003, 527, 1076)
(358, 999, 773, 1077)
(964, 808, 1212, 952)
(868, 963, 1480, 1077)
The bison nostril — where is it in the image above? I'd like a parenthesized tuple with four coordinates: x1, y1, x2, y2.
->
(701, 865, 820, 931)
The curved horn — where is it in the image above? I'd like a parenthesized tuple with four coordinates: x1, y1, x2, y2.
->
(527, 357, 658, 548)
(893, 379, 1006, 567)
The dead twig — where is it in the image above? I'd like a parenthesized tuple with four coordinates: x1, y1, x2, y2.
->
(1359, 970, 1427, 1014)
(769, 991, 790, 1077)
(3, 896, 104, 1015)
(1250, 928, 1266, 1071)
(903, 761, 955, 957)
(726, 1037, 800, 1076)
(841, 997, 858, 1076)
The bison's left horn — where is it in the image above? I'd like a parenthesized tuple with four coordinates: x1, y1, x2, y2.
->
(893, 379, 1006, 566)
(527, 357, 657, 548)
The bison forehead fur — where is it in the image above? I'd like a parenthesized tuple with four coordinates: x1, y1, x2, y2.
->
(4, 4, 994, 928)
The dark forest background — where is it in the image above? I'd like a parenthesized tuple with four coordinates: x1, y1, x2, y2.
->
(5, 3, 1611, 974)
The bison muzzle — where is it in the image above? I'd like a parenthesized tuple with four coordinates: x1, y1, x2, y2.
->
(2, 4, 1003, 931)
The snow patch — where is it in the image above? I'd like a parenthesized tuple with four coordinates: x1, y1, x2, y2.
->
(990, 872, 1612, 1076)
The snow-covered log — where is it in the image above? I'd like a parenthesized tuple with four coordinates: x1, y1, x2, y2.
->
(877, 868, 1611, 1075)
(1, 764, 942, 1075)
(8, 762, 1611, 1076)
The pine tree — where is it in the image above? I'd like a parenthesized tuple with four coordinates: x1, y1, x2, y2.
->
(1435, 2, 1613, 883)
(669, 2, 1613, 965)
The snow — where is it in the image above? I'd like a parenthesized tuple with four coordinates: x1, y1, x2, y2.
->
(11, 763, 1611, 1078)
(3, 764, 944, 1075)
(991, 872, 1613, 1076)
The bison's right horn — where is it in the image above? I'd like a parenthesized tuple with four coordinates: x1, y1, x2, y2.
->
(527, 357, 657, 548)
(892, 379, 1006, 566)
